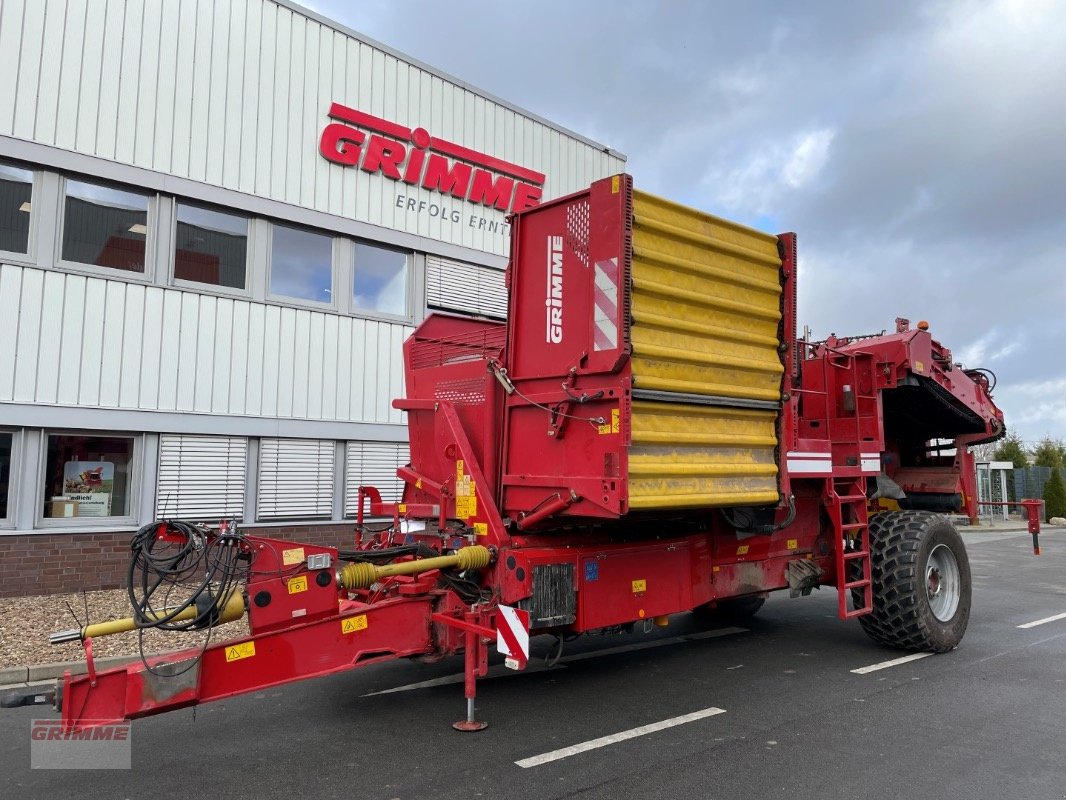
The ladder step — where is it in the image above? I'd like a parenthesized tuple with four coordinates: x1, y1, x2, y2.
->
(834, 495, 867, 503)
(841, 607, 872, 619)
(840, 522, 867, 531)
(842, 550, 870, 560)
(844, 579, 871, 590)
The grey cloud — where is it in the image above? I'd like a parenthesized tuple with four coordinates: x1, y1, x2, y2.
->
(309, 0, 1066, 443)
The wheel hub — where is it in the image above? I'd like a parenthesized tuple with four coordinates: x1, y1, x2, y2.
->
(925, 544, 961, 622)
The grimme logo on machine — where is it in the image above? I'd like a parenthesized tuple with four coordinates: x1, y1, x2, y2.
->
(319, 103, 546, 218)
(545, 235, 564, 343)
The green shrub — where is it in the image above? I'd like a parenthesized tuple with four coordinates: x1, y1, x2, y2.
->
(1043, 469, 1066, 521)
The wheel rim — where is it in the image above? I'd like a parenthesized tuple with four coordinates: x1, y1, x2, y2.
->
(925, 543, 961, 622)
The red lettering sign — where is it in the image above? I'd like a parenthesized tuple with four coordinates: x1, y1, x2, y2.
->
(319, 103, 546, 214)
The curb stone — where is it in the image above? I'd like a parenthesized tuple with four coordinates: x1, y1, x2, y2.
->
(1, 654, 142, 690)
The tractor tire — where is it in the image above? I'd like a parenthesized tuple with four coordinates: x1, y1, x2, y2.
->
(694, 595, 766, 625)
(858, 510, 971, 653)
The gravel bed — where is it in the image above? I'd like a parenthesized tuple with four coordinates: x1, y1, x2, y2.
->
(0, 588, 250, 669)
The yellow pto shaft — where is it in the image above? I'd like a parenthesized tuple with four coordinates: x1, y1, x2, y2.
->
(337, 545, 492, 590)
(49, 591, 246, 644)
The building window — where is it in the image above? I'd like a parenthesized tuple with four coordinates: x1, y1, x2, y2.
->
(354, 242, 407, 316)
(174, 203, 248, 289)
(257, 439, 334, 520)
(0, 432, 12, 520)
(42, 433, 134, 520)
(426, 255, 508, 319)
(0, 161, 33, 254)
(61, 179, 149, 273)
(270, 223, 333, 304)
(344, 440, 409, 515)
(156, 435, 248, 521)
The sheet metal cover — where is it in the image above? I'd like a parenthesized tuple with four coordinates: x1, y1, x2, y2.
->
(629, 191, 784, 402)
(628, 400, 780, 509)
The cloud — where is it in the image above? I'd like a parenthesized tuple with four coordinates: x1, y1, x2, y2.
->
(309, 0, 1066, 444)
(783, 130, 835, 189)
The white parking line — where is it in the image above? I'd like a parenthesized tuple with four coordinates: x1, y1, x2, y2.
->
(363, 626, 747, 696)
(850, 652, 932, 674)
(1017, 612, 1066, 629)
(514, 707, 727, 768)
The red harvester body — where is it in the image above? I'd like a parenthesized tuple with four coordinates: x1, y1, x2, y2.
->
(51, 175, 1004, 731)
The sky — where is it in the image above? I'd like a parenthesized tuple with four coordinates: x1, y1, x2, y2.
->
(309, 0, 1066, 448)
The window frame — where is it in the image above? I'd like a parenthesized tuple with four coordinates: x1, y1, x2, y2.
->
(155, 434, 249, 522)
(343, 440, 410, 518)
(349, 239, 413, 321)
(256, 437, 336, 521)
(169, 199, 254, 298)
(265, 220, 339, 311)
(0, 428, 20, 530)
(0, 160, 39, 266)
(35, 430, 142, 529)
(55, 174, 157, 284)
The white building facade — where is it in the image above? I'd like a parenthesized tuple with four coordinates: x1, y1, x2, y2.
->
(0, 0, 624, 595)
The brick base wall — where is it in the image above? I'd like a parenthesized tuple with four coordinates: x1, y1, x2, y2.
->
(0, 525, 363, 598)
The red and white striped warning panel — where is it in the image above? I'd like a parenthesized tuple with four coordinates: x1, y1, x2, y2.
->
(593, 257, 619, 352)
(496, 604, 530, 670)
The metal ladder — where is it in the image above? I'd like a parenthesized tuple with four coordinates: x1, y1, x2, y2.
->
(825, 476, 872, 618)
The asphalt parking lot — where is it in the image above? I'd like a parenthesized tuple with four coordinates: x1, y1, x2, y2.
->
(2, 527, 1064, 800)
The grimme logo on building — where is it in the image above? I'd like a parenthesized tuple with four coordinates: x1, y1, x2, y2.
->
(319, 103, 546, 220)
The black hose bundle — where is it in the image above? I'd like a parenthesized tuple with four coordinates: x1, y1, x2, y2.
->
(127, 520, 251, 675)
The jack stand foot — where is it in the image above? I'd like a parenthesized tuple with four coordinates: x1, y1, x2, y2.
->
(453, 698, 488, 732)
(453, 719, 489, 732)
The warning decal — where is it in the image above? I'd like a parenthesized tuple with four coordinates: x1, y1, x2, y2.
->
(341, 615, 368, 635)
(455, 470, 477, 519)
(288, 575, 308, 594)
(282, 547, 305, 566)
(598, 408, 621, 435)
(225, 642, 255, 662)
(496, 605, 530, 670)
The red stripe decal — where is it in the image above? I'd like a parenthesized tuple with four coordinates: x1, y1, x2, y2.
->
(498, 620, 526, 664)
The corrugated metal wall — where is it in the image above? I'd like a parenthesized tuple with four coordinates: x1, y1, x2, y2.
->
(0, 0, 625, 258)
(0, 263, 409, 424)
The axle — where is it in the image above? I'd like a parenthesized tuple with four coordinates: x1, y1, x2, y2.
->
(336, 545, 492, 590)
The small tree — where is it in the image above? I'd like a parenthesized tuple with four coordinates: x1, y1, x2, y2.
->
(1042, 468, 1066, 522)
(993, 431, 1028, 468)
(1031, 437, 1065, 470)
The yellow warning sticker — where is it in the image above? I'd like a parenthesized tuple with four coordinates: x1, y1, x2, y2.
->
(341, 615, 368, 635)
(415, 478, 422, 489)
(787, 538, 798, 550)
(632, 579, 647, 593)
(473, 522, 488, 536)
(598, 408, 621, 435)
(736, 545, 749, 556)
(914, 360, 925, 374)
(456, 460, 464, 479)
(282, 547, 305, 566)
(288, 575, 308, 595)
(455, 494, 478, 519)
(225, 641, 255, 662)
(398, 503, 407, 513)
(611, 175, 620, 194)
